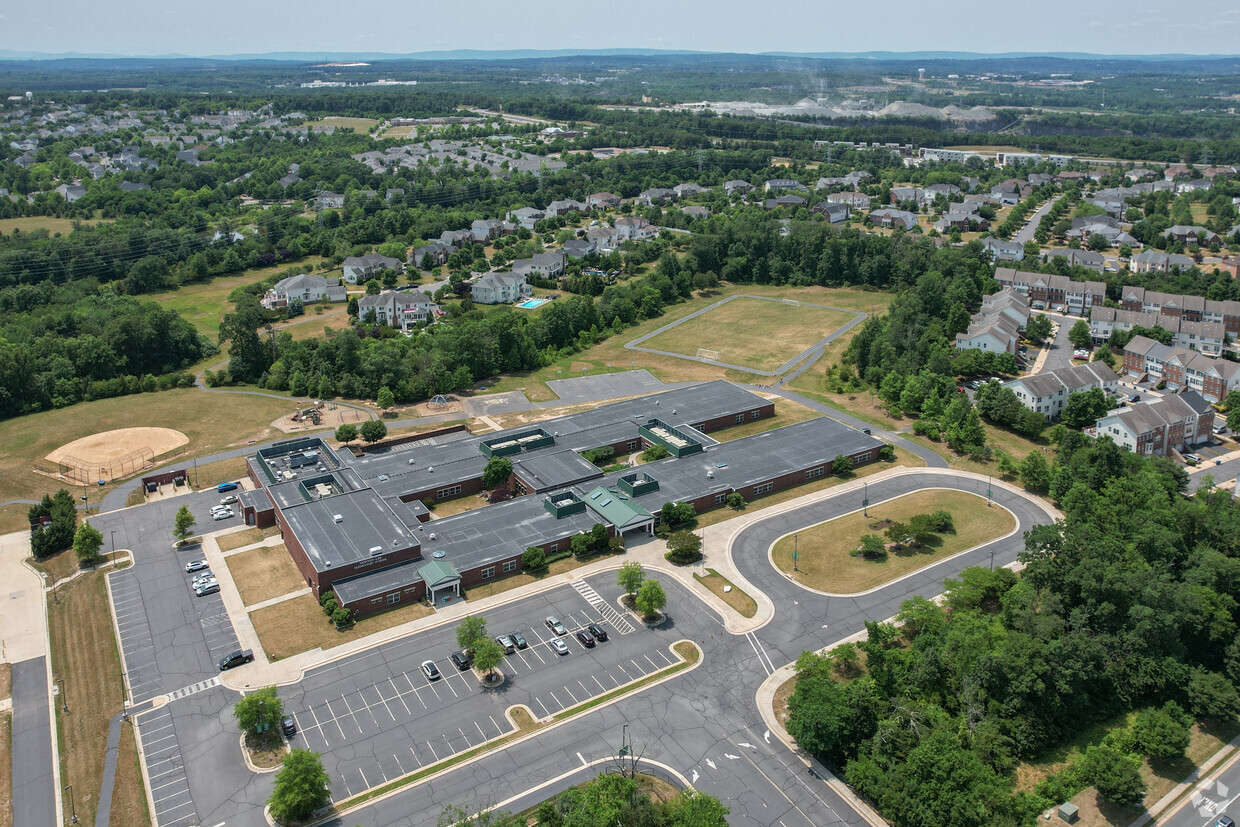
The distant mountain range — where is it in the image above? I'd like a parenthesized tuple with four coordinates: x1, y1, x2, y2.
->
(0, 48, 1236, 62)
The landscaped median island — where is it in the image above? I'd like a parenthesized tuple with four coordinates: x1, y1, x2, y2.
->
(693, 568, 758, 618)
(771, 490, 1015, 593)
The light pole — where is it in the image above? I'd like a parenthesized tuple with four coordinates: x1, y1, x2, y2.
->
(111, 530, 117, 568)
(863, 481, 869, 517)
(56, 678, 67, 713)
(65, 784, 78, 824)
(792, 533, 799, 573)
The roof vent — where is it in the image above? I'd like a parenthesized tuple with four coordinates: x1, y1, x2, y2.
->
(655, 400, 660, 405)
(707, 469, 714, 478)
(324, 560, 333, 568)
(428, 466, 433, 473)
(332, 514, 343, 523)
(672, 409, 677, 415)
(432, 551, 446, 559)
(409, 458, 415, 465)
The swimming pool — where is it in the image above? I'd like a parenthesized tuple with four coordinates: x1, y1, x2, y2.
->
(517, 298, 551, 309)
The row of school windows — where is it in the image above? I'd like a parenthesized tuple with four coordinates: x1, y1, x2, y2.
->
(734, 410, 763, 424)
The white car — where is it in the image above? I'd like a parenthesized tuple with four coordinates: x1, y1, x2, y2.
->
(209, 505, 230, 515)
(212, 510, 234, 521)
(192, 572, 214, 587)
(220, 495, 238, 505)
(550, 638, 569, 655)
(185, 559, 209, 573)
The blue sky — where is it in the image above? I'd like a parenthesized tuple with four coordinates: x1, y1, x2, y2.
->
(2, 0, 1236, 57)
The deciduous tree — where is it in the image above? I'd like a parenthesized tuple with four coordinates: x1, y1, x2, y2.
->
(268, 748, 331, 824)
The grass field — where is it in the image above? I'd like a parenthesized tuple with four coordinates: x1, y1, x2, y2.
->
(217, 526, 280, 553)
(478, 285, 891, 403)
(771, 490, 1015, 593)
(49, 572, 132, 827)
(308, 117, 379, 133)
(0, 216, 109, 236)
(110, 721, 150, 827)
(250, 592, 435, 660)
(146, 257, 327, 337)
(188, 456, 251, 490)
(226, 544, 305, 606)
(693, 569, 757, 618)
(0, 388, 296, 513)
(640, 297, 859, 373)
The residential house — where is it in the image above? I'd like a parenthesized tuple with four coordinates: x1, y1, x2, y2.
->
(764, 179, 807, 193)
(1126, 168, 1157, 182)
(993, 267, 1105, 313)
(867, 208, 918, 230)
(470, 218, 514, 243)
(585, 225, 621, 251)
(955, 313, 1022, 356)
(508, 207, 545, 230)
(586, 192, 621, 209)
(342, 253, 404, 284)
(827, 191, 871, 210)
(118, 181, 149, 192)
(1120, 286, 1240, 335)
(563, 239, 596, 259)
(1004, 362, 1119, 420)
(614, 216, 658, 241)
(810, 201, 849, 223)
(681, 205, 710, 219)
(980, 237, 1024, 261)
(724, 180, 755, 196)
(471, 272, 531, 305)
(263, 274, 347, 309)
(386, 188, 405, 202)
(1122, 335, 1240, 403)
(54, 183, 86, 203)
(764, 194, 806, 210)
(1130, 249, 1196, 273)
(924, 183, 961, 201)
(637, 187, 676, 206)
(843, 171, 873, 187)
(990, 179, 1031, 205)
(1162, 225, 1219, 245)
(1041, 248, 1106, 272)
(980, 288, 1032, 330)
(511, 251, 566, 279)
(357, 290, 436, 332)
(1089, 307, 1225, 356)
(411, 242, 452, 268)
(673, 183, 706, 199)
(438, 229, 474, 249)
(1219, 256, 1240, 279)
(1093, 392, 1213, 457)
(933, 204, 987, 233)
(889, 186, 923, 206)
(546, 199, 587, 217)
(1176, 179, 1213, 194)
(315, 191, 345, 209)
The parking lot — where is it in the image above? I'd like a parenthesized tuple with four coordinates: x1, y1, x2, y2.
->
(284, 576, 681, 802)
(135, 704, 200, 827)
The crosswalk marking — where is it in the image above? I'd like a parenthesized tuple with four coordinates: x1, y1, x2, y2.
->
(570, 580, 635, 635)
(165, 677, 220, 702)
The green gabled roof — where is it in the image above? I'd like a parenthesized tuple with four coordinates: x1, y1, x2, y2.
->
(584, 486, 652, 530)
(417, 560, 461, 588)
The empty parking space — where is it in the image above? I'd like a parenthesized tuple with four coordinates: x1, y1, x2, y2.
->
(136, 706, 198, 827)
(109, 569, 163, 704)
(288, 581, 676, 802)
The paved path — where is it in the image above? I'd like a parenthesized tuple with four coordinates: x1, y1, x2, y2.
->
(11, 657, 56, 827)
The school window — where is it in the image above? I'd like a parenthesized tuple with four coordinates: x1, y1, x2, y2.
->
(752, 483, 773, 496)
(735, 413, 745, 424)
(503, 560, 517, 573)
(806, 466, 825, 480)
(549, 543, 558, 553)
(715, 492, 727, 505)
(481, 566, 495, 579)
(437, 485, 461, 499)
(387, 593, 401, 605)
(626, 440, 638, 452)
(751, 410, 761, 420)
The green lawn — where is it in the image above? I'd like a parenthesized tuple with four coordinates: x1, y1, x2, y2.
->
(0, 216, 110, 236)
(640, 297, 860, 373)
(771, 490, 1015, 593)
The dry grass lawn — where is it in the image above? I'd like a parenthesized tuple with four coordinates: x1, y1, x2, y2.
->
(49, 572, 126, 827)
(146, 257, 327, 337)
(477, 285, 892, 402)
(250, 592, 435, 660)
(0, 711, 10, 827)
(693, 569, 757, 618)
(0, 216, 109, 236)
(189, 456, 251, 490)
(217, 526, 281, 553)
(771, 490, 1015, 593)
(461, 551, 624, 601)
(428, 493, 490, 518)
(640, 297, 860, 373)
(109, 721, 150, 827)
(0, 662, 9, 701)
(1, 388, 296, 508)
(226, 544, 305, 606)
(308, 116, 379, 132)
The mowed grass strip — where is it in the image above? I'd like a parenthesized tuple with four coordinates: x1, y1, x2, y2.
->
(640, 297, 859, 373)
(693, 569, 757, 618)
(250, 592, 434, 660)
(49, 572, 129, 827)
(771, 490, 1015, 594)
(216, 525, 281, 553)
(307, 116, 379, 132)
(225, 544, 306, 606)
(109, 721, 151, 827)
(0, 711, 10, 827)
(0, 216, 110, 236)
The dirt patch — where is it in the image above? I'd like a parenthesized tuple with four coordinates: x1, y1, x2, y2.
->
(47, 427, 187, 466)
(869, 520, 894, 530)
(0, 663, 9, 702)
(272, 403, 371, 434)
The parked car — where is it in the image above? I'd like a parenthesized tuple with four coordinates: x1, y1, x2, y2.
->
(209, 506, 229, 516)
(212, 510, 234, 521)
(587, 623, 609, 642)
(420, 660, 441, 681)
(217, 482, 239, 492)
(185, 559, 209, 573)
(195, 582, 220, 597)
(1130, 394, 1140, 402)
(192, 574, 215, 588)
(220, 495, 238, 505)
(450, 650, 471, 670)
(496, 635, 515, 654)
(1213, 817, 1234, 827)
(281, 715, 296, 736)
(218, 649, 253, 671)
(1214, 424, 1228, 435)
(550, 638, 569, 655)
(545, 616, 568, 636)
(575, 629, 596, 648)
(510, 631, 528, 649)
(1184, 453, 1202, 465)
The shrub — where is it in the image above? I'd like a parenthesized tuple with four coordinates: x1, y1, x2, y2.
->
(331, 607, 352, 627)
(664, 530, 702, 565)
(641, 444, 671, 462)
(521, 546, 546, 571)
(726, 492, 747, 510)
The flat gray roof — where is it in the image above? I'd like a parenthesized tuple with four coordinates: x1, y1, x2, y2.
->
(513, 449, 604, 491)
(281, 487, 419, 572)
(332, 559, 424, 605)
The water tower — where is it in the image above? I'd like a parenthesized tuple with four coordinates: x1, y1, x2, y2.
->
(918, 68, 925, 81)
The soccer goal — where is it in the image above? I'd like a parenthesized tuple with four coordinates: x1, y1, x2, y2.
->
(696, 348, 720, 361)
(783, 298, 801, 307)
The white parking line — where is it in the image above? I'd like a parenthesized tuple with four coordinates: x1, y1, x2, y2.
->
(154, 786, 191, 804)
(563, 684, 579, 703)
(389, 678, 412, 715)
(393, 752, 406, 774)
(548, 690, 564, 710)
(409, 745, 421, 767)
(371, 685, 397, 722)
(306, 706, 329, 747)
(615, 662, 632, 680)
(593, 675, 607, 692)
(339, 693, 365, 736)
(427, 740, 439, 761)
(358, 768, 370, 790)
(440, 674, 458, 698)
(406, 674, 428, 709)
(644, 654, 660, 670)
(631, 659, 647, 675)
(538, 698, 551, 717)
(475, 720, 487, 741)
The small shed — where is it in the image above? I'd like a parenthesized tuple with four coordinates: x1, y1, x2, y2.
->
(1058, 802, 1079, 824)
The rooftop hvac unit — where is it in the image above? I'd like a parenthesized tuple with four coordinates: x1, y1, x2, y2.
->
(369, 546, 383, 556)
(707, 469, 714, 478)
(324, 560, 333, 568)
(429, 533, 437, 540)
(333, 514, 343, 523)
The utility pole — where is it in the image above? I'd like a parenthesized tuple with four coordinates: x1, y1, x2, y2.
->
(696, 148, 704, 174)
(65, 785, 78, 824)
(792, 533, 799, 573)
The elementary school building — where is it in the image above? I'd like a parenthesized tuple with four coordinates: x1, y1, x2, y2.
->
(237, 381, 886, 618)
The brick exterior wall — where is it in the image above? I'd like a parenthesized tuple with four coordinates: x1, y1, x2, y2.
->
(339, 579, 427, 619)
